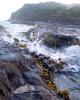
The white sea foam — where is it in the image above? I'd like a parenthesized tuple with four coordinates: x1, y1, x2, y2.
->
(0, 21, 80, 72)
(0, 21, 33, 44)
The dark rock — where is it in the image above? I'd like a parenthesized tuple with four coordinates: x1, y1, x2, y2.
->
(0, 61, 24, 90)
(22, 71, 42, 86)
(0, 38, 65, 100)
(43, 33, 80, 48)
(22, 60, 42, 86)
(7, 87, 62, 100)
(0, 25, 5, 32)
(0, 66, 12, 99)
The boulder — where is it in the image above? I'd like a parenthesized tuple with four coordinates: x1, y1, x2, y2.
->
(0, 25, 5, 32)
(0, 67, 12, 99)
(43, 33, 80, 48)
(0, 61, 24, 90)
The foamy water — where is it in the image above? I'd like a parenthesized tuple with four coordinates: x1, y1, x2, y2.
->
(0, 21, 80, 72)
(0, 21, 33, 43)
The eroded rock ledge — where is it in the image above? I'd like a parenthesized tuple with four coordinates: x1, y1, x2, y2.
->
(0, 43, 70, 100)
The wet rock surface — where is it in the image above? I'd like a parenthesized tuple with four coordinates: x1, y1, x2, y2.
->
(0, 40, 64, 100)
(0, 21, 80, 100)
(22, 22, 80, 48)
(0, 25, 5, 32)
(43, 34, 80, 48)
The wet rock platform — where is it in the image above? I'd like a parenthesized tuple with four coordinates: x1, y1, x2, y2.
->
(0, 39, 71, 100)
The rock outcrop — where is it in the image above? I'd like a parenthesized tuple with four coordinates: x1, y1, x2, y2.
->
(0, 25, 6, 32)
(0, 41, 70, 100)
(43, 33, 80, 48)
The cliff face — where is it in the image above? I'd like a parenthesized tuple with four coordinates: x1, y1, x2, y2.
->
(10, 2, 80, 24)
